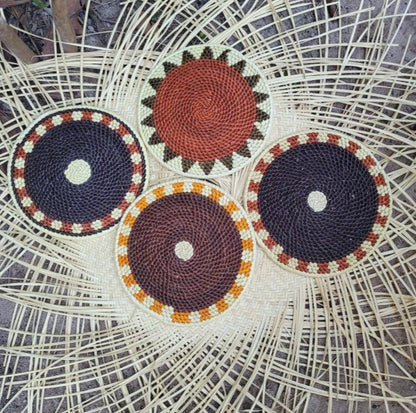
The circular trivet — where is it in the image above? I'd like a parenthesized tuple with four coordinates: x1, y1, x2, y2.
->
(245, 132, 391, 276)
(9, 107, 148, 237)
(138, 45, 272, 177)
(116, 180, 255, 323)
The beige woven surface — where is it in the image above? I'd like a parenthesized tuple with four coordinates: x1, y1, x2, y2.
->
(0, 1, 415, 412)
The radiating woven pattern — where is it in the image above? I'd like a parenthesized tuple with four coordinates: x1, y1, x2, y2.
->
(116, 180, 255, 323)
(139, 45, 271, 177)
(9, 108, 147, 237)
(0, 1, 415, 412)
(246, 131, 391, 275)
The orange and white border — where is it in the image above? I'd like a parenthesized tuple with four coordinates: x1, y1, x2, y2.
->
(116, 180, 256, 324)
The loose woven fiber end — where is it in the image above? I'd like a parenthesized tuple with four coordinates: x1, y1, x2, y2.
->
(0, 1, 414, 411)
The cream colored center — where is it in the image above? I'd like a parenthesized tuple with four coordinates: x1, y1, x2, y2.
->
(307, 191, 327, 212)
(64, 159, 91, 185)
(175, 241, 194, 261)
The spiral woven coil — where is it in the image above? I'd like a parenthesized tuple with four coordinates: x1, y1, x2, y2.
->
(116, 180, 255, 323)
(9, 108, 147, 237)
(138, 45, 272, 177)
(245, 131, 391, 275)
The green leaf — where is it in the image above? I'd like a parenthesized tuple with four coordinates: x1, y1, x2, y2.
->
(32, 0, 47, 8)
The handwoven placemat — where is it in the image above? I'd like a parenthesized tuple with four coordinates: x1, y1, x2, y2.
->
(9, 107, 148, 237)
(245, 131, 391, 276)
(116, 180, 255, 323)
(138, 45, 272, 177)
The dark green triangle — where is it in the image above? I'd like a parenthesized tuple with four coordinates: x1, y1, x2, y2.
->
(219, 154, 233, 170)
(163, 146, 179, 162)
(254, 92, 269, 104)
(182, 158, 195, 173)
(256, 108, 270, 122)
(200, 47, 214, 60)
(149, 78, 163, 91)
(141, 114, 154, 127)
(249, 126, 264, 140)
(163, 62, 177, 75)
(232, 60, 246, 74)
(217, 50, 230, 63)
(182, 50, 195, 64)
(236, 143, 251, 158)
(141, 95, 155, 109)
(199, 160, 215, 175)
(148, 132, 162, 145)
(245, 75, 260, 88)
